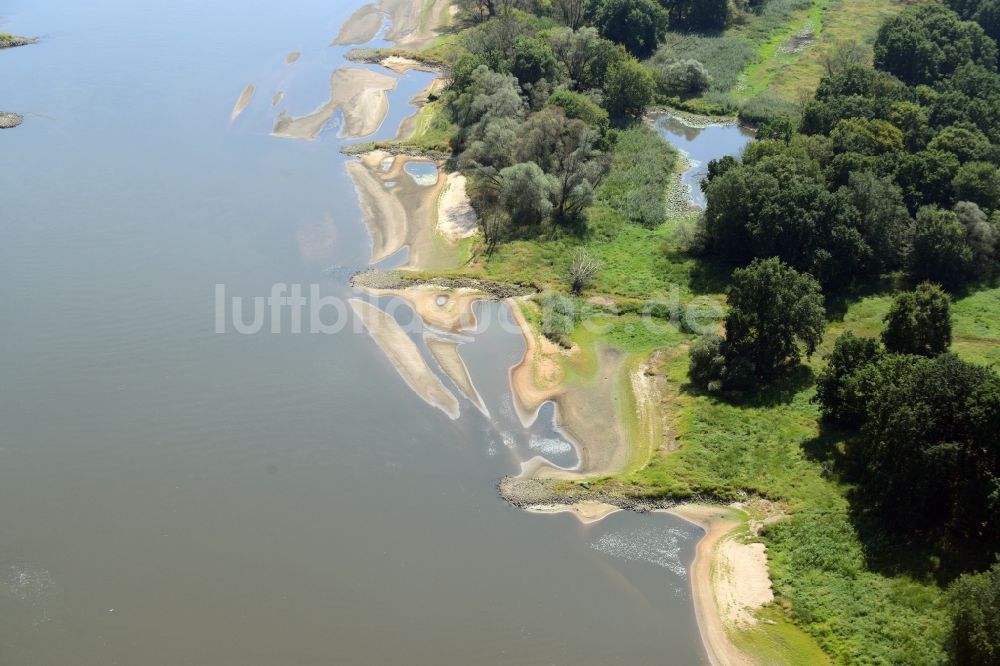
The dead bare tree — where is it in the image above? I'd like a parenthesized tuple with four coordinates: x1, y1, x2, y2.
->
(568, 249, 600, 294)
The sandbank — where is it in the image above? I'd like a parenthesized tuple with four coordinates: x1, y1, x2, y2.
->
(349, 298, 460, 419)
(437, 173, 478, 242)
(331, 4, 384, 46)
(425, 336, 489, 417)
(285, 51, 300, 64)
(272, 68, 397, 140)
(231, 84, 255, 121)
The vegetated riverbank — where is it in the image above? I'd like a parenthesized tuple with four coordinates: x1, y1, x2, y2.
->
(334, 6, 818, 665)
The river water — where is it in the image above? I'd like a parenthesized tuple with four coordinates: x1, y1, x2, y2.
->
(0, 2, 714, 664)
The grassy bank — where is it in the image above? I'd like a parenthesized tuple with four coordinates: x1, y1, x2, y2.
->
(655, 0, 906, 116)
(455, 125, 999, 664)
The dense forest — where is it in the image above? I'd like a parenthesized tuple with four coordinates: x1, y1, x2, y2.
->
(411, 0, 1000, 662)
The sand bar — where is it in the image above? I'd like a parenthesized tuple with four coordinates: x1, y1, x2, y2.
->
(425, 336, 489, 417)
(272, 68, 397, 140)
(332, 4, 384, 45)
(231, 84, 255, 121)
(350, 299, 460, 419)
(0, 112, 23, 129)
(286, 51, 300, 64)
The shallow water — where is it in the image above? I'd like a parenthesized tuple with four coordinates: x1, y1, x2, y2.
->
(0, 1, 707, 664)
(654, 114, 755, 208)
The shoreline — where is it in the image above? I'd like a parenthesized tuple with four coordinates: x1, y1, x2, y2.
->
(333, 5, 764, 664)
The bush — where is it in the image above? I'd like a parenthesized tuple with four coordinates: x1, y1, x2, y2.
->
(539, 291, 577, 343)
(949, 560, 1000, 665)
(658, 59, 711, 95)
(688, 334, 727, 391)
(882, 283, 953, 356)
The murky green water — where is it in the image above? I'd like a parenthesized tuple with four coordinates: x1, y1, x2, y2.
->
(0, 2, 708, 664)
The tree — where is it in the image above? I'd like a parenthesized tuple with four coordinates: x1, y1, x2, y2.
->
(927, 123, 994, 162)
(498, 162, 556, 225)
(911, 206, 974, 287)
(546, 90, 609, 130)
(662, 0, 729, 31)
(874, 3, 998, 86)
(839, 172, 913, 273)
(549, 27, 622, 91)
(858, 353, 1000, 539)
(724, 258, 826, 379)
(829, 117, 904, 156)
(567, 249, 600, 294)
(602, 56, 655, 121)
(515, 107, 607, 219)
(453, 66, 526, 135)
(895, 150, 961, 212)
(815, 332, 883, 426)
(554, 0, 588, 29)
(953, 161, 1000, 212)
(949, 560, 1000, 666)
(955, 201, 999, 270)
(511, 36, 559, 86)
(593, 0, 668, 59)
(882, 282, 953, 357)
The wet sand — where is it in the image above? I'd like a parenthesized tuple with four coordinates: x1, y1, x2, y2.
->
(230, 84, 255, 121)
(350, 299, 460, 419)
(272, 68, 397, 140)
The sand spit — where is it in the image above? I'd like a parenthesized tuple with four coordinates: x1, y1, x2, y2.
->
(347, 150, 460, 268)
(332, 4, 384, 46)
(425, 336, 489, 417)
(231, 84, 255, 121)
(525, 501, 622, 524)
(285, 51, 300, 64)
(271, 91, 284, 107)
(349, 298, 460, 419)
(382, 0, 453, 50)
(437, 174, 479, 242)
(272, 68, 397, 140)
(0, 112, 23, 128)
(668, 504, 772, 666)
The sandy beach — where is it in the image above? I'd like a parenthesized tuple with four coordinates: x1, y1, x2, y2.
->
(272, 68, 397, 140)
(230, 84, 255, 121)
(668, 504, 774, 666)
(350, 298, 460, 419)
